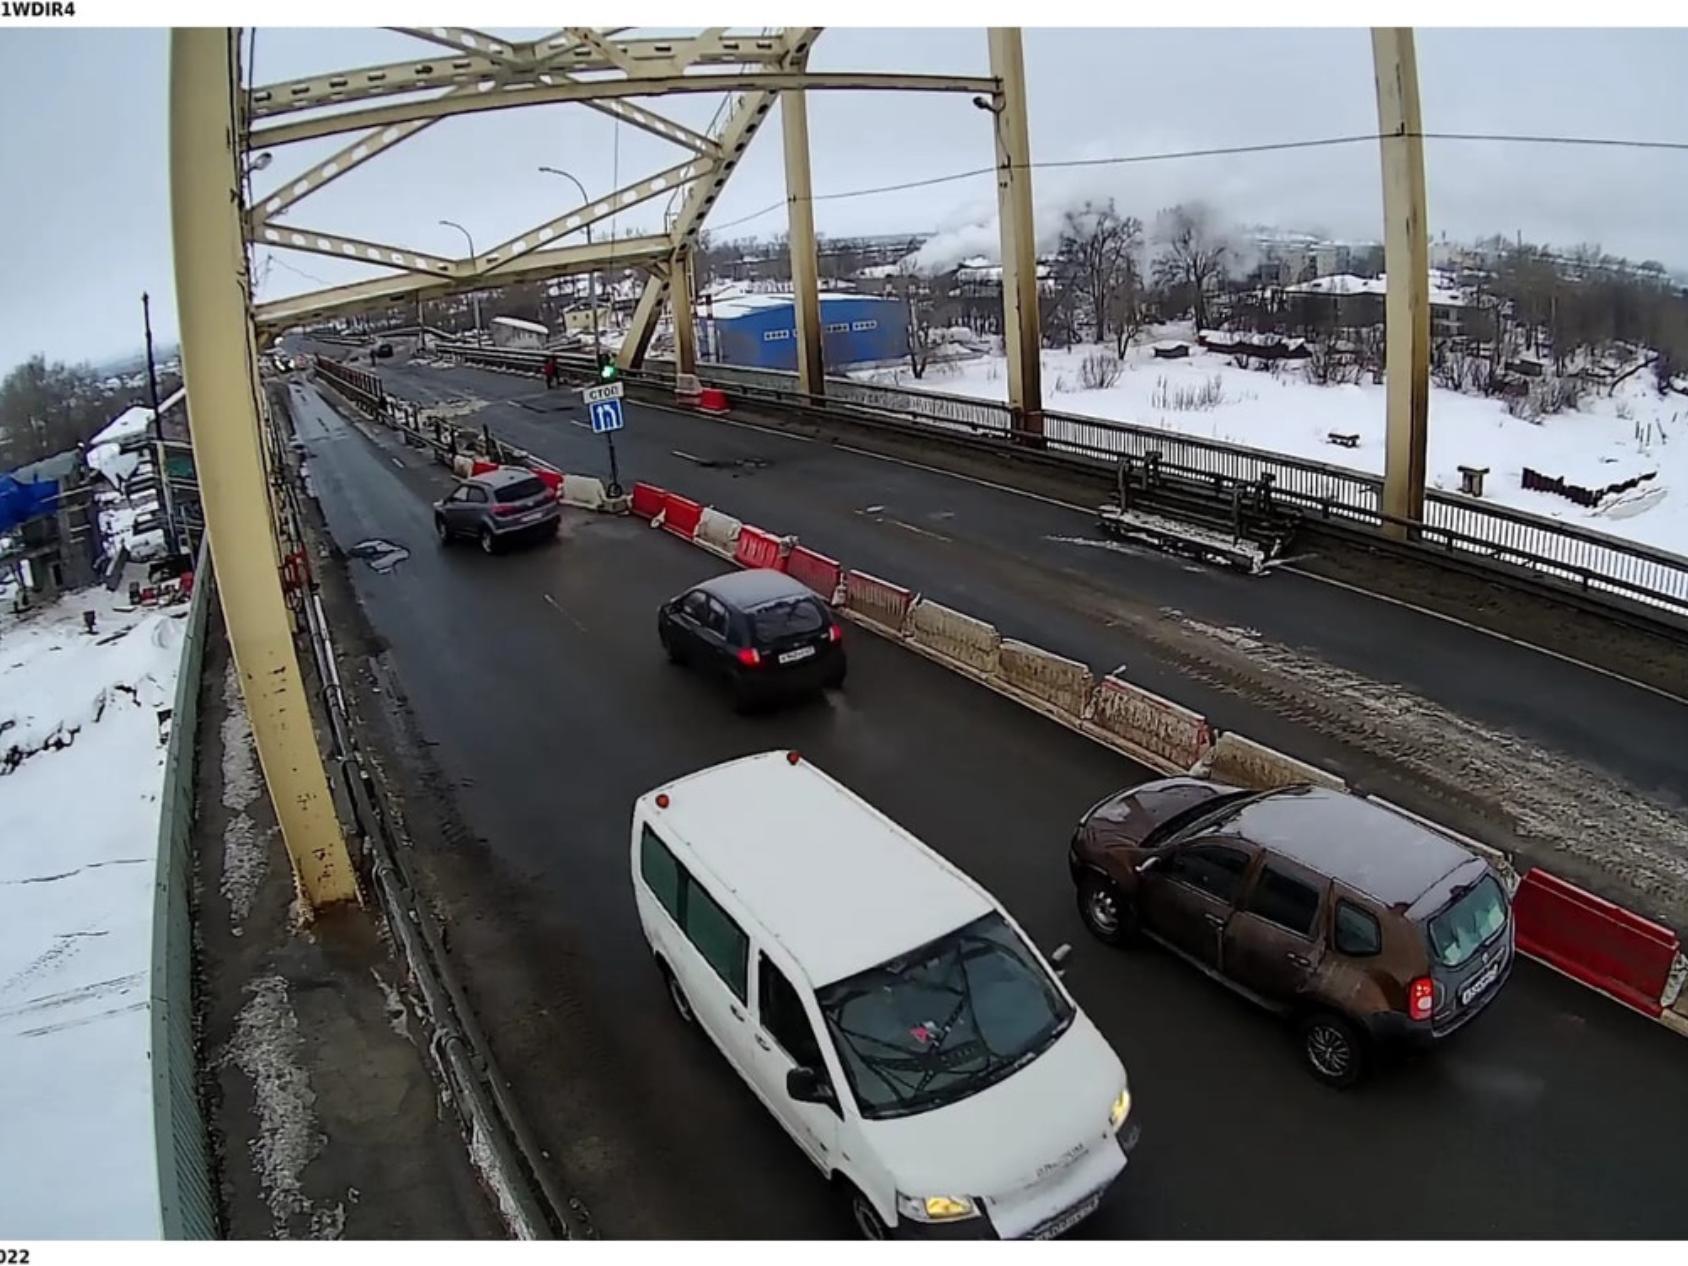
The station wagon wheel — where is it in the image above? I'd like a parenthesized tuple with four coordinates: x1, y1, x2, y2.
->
(1299, 1012, 1365, 1089)
(1077, 872, 1135, 947)
(848, 1188, 889, 1240)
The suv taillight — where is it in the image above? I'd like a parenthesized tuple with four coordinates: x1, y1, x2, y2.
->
(1408, 976, 1435, 1022)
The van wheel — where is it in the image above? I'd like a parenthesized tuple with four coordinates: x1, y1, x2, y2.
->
(660, 964, 695, 1027)
(846, 1187, 890, 1240)
(1299, 1012, 1366, 1089)
(1077, 872, 1136, 946)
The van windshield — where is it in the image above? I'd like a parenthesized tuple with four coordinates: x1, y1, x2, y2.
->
(815, 911, 1074, 1121)
(1426, 874, 1508, 968)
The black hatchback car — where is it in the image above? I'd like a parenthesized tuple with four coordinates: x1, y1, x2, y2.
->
(658, 570, 846, 710)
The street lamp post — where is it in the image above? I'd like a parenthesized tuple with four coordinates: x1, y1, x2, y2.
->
(438, 219, 481, 340)
(536, 167, 604, 364)
(538, 166, 621, 495)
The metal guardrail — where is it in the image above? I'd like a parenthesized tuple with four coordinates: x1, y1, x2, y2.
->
(150, 538, 218, 1240)
(423, 340, 1688, 620)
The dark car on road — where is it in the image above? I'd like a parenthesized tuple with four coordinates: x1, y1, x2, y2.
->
(1068, 779, 1514, 1087)
(433, 466, 560, 554)
(658, 570, 845, 711)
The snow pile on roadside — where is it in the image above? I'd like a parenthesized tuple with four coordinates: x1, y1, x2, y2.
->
(855, 329, 1688, 556)
(0, 583, 189, 1237)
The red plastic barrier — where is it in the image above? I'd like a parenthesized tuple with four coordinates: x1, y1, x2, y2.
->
(469, 458, 499, 476)
(734, 525, 786, 571)
(786, 546, 843, 602)
(528, 468, 564, 494)
(1513, 868, 1679, 1015)
(698, 387, 730, 414)
(662, 493, 704, 540)
(631, 482, 668, 520)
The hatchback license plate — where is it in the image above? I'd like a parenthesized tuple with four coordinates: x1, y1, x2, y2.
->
(1029, 1190, 1102, 1241)
(1459, 959, 1502, 1007)
(777, 646, 816, 664)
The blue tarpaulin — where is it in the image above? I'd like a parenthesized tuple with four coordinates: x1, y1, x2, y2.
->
(0, 472, 61, 534)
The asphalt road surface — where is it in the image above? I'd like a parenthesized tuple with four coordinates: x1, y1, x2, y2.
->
(288, 377, 1688, 1239)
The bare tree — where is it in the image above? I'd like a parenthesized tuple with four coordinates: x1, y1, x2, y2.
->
(891, 259, 938, 379)
(1056, 199, 1142, 352)
(1152, 201, 1232, 334)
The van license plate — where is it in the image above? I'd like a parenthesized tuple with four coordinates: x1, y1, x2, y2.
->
(1459, 960, 1502, 1006)
(1030, 1191, 1102, 1240)
(778, 646, 816, 664)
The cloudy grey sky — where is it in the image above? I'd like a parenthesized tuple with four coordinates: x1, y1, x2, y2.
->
(2, 25, 1685, 375)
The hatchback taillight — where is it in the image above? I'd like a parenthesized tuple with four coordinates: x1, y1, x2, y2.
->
(737, 646, 762, 667)
(1408, 976, 1435, 1022)
(828, 624, 843, 643)
(493, 502, 524, 516)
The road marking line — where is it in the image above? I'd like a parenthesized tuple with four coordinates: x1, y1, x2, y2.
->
(390, 456, 405, 469)
(542, 592, 587, 634)
(1280, 564, 1688, 708)
(893, 519, 952, 543)
(673, 450, 705, 464)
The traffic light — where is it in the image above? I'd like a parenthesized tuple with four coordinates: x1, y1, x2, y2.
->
(598, 358, 618, 382)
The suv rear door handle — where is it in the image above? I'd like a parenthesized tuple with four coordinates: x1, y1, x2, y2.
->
(1286, 952, 1312, 968)
(753, 1033, 771, 1051)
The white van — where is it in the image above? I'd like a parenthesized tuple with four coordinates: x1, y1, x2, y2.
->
(630, 750, 1136, 1240)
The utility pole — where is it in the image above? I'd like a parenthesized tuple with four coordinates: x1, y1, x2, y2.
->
(537, 166, 604, 363)
(142, 292, 180, 559)
(439, 219, 482, 340)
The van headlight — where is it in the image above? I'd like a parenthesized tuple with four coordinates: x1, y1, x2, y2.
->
(1109, 1086, 1132, 1130)
(896, 1193, 979, 1222)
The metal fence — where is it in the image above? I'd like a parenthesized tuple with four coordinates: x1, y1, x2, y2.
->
(421, 340, 1688, 619)
(150, 539, 218, 1239)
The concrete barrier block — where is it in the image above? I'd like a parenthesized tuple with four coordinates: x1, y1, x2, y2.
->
(696, 508, 744, 552)
(1089, 676, 1214, 773)
(561, 475, 607, 510)
(907, 599, 1001, 675)
(1206, 731, 1345, 793)
(999, 640, 1093, 720)
(451, 455, 474, 478)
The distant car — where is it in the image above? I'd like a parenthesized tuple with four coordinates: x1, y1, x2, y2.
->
(657, 570, 845, 711)
(433, 467, 560, 554)
(373, 342, 394, 359)
(1068, 780, 1514, 1088)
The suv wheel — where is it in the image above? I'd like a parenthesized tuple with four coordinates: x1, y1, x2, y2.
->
(1077, 872, 1135, 946)
(846, 1187, 890, 1241)
(1299, 1012, 1366, 1089)
(434, 515, 451, 545)
(479, 526, 498, 555)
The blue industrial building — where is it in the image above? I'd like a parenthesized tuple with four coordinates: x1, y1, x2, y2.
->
(705, 293, 906, 371)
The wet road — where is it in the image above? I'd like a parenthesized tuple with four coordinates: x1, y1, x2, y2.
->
(289, 378, 1688, 1239)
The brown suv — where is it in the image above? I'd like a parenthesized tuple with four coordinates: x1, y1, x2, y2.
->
(1067, 779, 1514, 1088)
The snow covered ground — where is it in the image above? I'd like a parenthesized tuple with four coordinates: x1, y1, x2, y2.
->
(853, 326, 1687, 557)
(0, 581, 189, 1236)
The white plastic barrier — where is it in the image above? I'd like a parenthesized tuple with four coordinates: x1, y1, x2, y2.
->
(906, 599, 1001, 675)
(561, 475, 607, 510)
(1202, 731, 1345, 792)
(695, 508, 744, 556)
(998, 640, 1094, 721)
(1088, 675, 1214, 773)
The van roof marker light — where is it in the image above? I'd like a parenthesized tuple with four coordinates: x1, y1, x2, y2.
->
(786, 751, 802, 766)
(655, 793, 670, 809)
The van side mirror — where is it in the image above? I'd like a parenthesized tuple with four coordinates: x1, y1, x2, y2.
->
(1049, 943, 1072, 977)
(786, 1067, 836, 1106)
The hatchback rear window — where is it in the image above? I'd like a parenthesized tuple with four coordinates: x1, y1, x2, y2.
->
(1426, 874, 1508, 968)
(749, 597, 825, 643)
(495, 477, 547, 503)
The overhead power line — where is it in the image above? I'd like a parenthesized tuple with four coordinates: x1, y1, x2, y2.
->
(705, 128, 1688, 236)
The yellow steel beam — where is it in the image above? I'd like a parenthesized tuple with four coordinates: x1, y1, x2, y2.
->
(246, 111, 448, 229)
(782, 88, 825, 397)
(250, 32, 795, 120)
(256, 234, 673, 330)
(1373, 27, 1431, 531)
(988, 28, 1044, 438)
(671, 250, 698, 376)
(254, 223, 458, 277)
(583, 97, 723, 157)
(476, 157, 714, 273)
(253, 71, 997, 148)
(170, 27, 358, 908)
(387, 26, 521, 64)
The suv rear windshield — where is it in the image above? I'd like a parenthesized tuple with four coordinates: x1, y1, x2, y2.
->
(1426, 874, 1508, 968)
(749, 596, 825, 644)
(816, 911, 1074, 1121)
(494, 476, 547, 503)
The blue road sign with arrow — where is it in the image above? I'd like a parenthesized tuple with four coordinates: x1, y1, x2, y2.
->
(589, 397, 624, 434)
